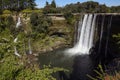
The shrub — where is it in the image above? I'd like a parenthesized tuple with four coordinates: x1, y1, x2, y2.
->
(3, 10, 12, 14)
(7, 16, 15, 31)
(0, 29, 67, 80)
(0, 15, 15, 33)
(64, 12, 75, 24)
(30, 12, 52, 38)
(87, 65, 105, 80)
(30, 12, 39, 26)
(87, 64, 120, 80)
(16, 66, 66, 80)
(112, 33, 120, 53)
(113, 33, 120, 46)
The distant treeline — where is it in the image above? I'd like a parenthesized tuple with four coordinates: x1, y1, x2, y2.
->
(0, 0, 36, 11)
(43, 1, 120, 13)
(0, 0, 120, 13)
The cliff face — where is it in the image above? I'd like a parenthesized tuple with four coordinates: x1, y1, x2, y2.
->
(97, 14, 120, 34)
(96, 14, 120, 55)
(87, 14, 120, 70)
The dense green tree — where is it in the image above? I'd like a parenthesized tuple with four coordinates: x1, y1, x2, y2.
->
(64, 12, 75, 24)
(27, 0, 36, 9)
(98, 4, 110, 13)
(43, 0, 59, 14)
(0, 15, 14, 31)
(63, 1, 100, 13)
(46, 1, 49, 6)
(43, 0, 119, 14)
(64, 3, 80, 13)
(0, 0, 36, 11)
(111, 6, 120, 13)
(51, 0, 56, 8)
(81, 1, 99, 13)
(30, 12, 52, 37)
(63, 1, 119, 13)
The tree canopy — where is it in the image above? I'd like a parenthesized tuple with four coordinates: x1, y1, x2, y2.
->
(51, 0, 56, 8)
(64, 1, 112, 13)
(43, 1, 120, 14)
(43, 0, 58, 14)
(0, 0, 36, 11)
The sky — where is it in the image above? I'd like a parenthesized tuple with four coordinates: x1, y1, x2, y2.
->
(35, 0, 120, 8)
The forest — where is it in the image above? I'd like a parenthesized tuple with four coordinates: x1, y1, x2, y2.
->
(0, 0, 36, 11)
(43, 1, 120, 13)
(0, 0, 120, 13)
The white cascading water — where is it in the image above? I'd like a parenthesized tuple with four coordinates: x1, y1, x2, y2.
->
(14, 17, 21, 57)
(65, 14, 97, 56)
(82, 14, 93, 53)
(77, 16, 83, 42)
(14, 37, 21, 57)
(89, 14, 96, 49)
(16, 17, 21, 28)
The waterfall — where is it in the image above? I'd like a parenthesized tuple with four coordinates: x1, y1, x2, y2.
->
(105, 16, 113, 56)
(28, 38, 32, 54)
(77, 16, 83, 42)
(89, 14, 97, 49)
(13, 17, 22, 57)
(82, 14, 93, 53)
(65, 14, 97, 56)
(14, 37, 21, 57)
(98, 16, 105, 54)
(16, 17, 21, 28)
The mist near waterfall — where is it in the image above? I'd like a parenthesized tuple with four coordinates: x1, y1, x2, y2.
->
(64, 14, 97, 56)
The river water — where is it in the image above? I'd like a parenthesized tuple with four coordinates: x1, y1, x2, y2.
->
(38, 47, 73, 70)
(38, 47, 98, 80)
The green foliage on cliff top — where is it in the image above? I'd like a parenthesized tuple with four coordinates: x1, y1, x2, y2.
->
(0, 0, 36, 11)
